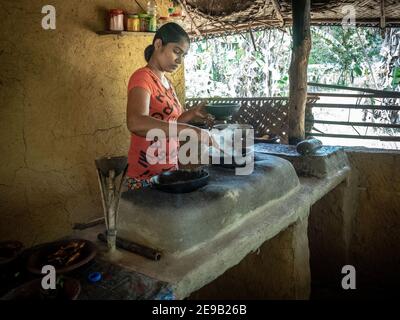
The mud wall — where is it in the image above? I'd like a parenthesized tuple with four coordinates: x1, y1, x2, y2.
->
(309, 148, 400, 292)
(0, 0, 186, 245)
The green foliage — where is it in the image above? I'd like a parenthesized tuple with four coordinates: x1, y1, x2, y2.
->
(185, 26, 383, 98)
(309, 26, 382, 85)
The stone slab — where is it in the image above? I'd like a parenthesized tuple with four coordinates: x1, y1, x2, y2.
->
(254, 143, 349, 178)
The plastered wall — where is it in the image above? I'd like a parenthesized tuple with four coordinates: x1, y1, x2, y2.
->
(309, 148, 400, 292)
(0, 0, 186, 245)
(346, 148, 400, 288)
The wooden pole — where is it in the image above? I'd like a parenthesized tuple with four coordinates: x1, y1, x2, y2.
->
(380, 0, 386, 37)
(288, 0, 311, 145)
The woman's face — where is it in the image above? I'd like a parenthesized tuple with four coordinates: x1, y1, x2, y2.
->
(155, 39, 190, 73)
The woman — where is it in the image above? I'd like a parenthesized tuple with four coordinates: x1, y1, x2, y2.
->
(126, 22, 211, 189)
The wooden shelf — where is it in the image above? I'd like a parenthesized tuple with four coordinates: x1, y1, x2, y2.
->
(96, 31, 156, 37)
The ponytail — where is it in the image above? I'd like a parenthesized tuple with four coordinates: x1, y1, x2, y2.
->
(144, 44, 155, 62)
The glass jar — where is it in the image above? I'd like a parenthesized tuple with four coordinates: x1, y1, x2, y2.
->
(138, 13, 149, 32)
(127, 14, 140, 32)
(109, 9, 124, 31)
(148, 14, 157, 32)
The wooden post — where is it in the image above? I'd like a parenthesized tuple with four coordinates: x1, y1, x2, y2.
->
(380, 0, 386, 37)
(288, 0, 311, 145)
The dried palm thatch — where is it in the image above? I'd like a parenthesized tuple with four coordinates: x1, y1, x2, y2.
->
(179, 0, 400, 38)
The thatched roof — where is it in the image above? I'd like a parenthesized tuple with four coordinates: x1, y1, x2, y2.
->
(178, 0, 400, 38)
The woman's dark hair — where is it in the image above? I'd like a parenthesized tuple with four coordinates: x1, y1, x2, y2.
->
(144, 22, 190, 62)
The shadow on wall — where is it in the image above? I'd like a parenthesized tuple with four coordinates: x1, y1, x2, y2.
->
(82, 6, 109, 33)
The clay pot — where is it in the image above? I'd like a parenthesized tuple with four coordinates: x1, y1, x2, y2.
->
(0, 277, 81, 300)
(26, 239, 97, 275)
(0, 241, 24, 271)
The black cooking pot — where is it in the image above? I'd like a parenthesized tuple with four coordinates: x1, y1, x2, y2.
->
(206, 103, 241, 121)
(150, 169, 209, 193)
(209, 147, 254, 169)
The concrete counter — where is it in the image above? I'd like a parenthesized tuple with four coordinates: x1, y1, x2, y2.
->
(118, 155, 299, 256)
(74, 156, 351, 299)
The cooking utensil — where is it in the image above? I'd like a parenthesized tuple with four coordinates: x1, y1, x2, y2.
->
(26, 239, 97, 275)
(209, 146, 254, 168)
(150, 169, 209, 193)
(296, 138, 323, 155)
(206, 103, 241, 120)
(210, 123, 254, 165)
(95, 156, 128, 251)
(97, 233, 161, 261)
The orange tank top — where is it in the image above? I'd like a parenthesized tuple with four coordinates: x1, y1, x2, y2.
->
(126, 67, 183, 180)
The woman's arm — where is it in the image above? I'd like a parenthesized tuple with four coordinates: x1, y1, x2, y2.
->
(177, 102, 209, 123)
(126, 87, 205, 139)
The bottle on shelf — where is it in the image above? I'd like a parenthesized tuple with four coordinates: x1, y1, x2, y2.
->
(127, 13, 140, 32)
(146, 0, 157, 15)
(146, 0, 157, 32)
(138, 13, 149, 32)
(109, 9, 124, 31)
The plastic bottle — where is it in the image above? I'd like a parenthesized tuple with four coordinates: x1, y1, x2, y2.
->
(146, 0, 157, 15)
(147, 0, 157, 32)
(155, 288, 175, 300)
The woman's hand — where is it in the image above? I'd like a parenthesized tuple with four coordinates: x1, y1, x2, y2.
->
(178, 102, 214, 124)
(189, 102, 209, 121)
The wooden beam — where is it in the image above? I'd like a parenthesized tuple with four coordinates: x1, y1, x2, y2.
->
(308, 82, 400, 98)
(380, 0, 386, 29)
(271, 0, 285, 27)
(306, 133, 400, 142)
(310, 120, 400, 129)
(307, 93, 376, 98)
(134, 0, 145, 12)
(310, 104, 400, 111)
(288, 0, 312, 145)
(380, 0, 386, 37)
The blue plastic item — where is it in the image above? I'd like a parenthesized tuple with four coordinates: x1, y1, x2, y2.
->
(88, 272, 102, 283)
(155, 288, 175, 300)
